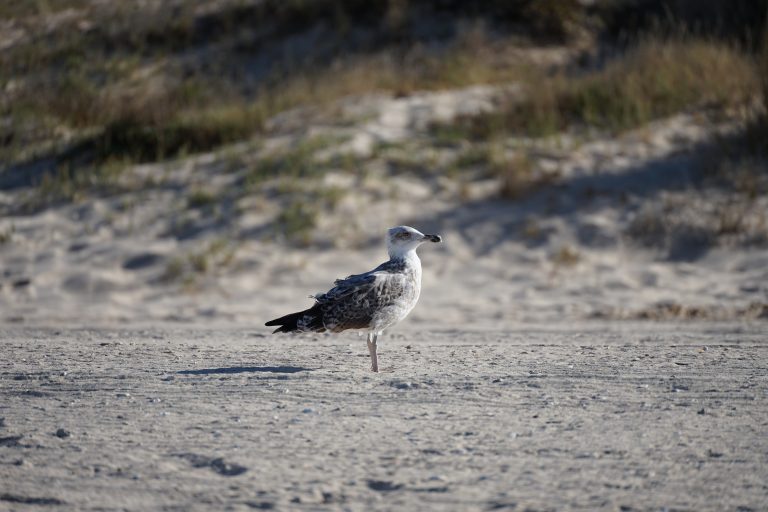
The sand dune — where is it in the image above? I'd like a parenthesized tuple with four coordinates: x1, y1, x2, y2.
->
(1, 95, 765, 327)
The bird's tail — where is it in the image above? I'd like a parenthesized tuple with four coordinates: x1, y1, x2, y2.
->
(265, 304, 325, 333)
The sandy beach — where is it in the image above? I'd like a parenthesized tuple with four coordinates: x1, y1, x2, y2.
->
(1, 324, 766, 511)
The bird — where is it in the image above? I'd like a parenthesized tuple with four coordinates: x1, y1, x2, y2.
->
(265, 226, 442, 372)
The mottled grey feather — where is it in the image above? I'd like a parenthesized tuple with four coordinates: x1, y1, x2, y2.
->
(309, 258, 418, 333)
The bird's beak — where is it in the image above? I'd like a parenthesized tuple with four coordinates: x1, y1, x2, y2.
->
(423, 234, 442, 243)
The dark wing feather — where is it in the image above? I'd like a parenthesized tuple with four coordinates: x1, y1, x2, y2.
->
(315, 273, 377, 303)
(317, 271, 407, 332)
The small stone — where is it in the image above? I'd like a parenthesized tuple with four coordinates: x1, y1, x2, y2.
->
(697, 408, 706, 415)
(55, 428, 70, 438)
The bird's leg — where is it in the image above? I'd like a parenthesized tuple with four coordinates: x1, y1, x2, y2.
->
(367, 332, 379, 373)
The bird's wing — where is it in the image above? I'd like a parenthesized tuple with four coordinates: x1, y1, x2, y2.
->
(315, 271, 379, 303)
(314, 269, 408, 332)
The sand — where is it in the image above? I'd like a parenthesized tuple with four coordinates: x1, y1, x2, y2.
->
(1, 324, 766, 511)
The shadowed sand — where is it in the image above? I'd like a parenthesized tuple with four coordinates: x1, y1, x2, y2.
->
(0, 325, 765, 511)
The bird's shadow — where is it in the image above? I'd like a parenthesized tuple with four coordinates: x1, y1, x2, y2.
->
(177, 366, 312, 375)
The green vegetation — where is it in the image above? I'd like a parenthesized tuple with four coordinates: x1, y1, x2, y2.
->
(187, 188, 218, 210)
(275, 200, 319, 247)
(272, 183, 348, 246)
(160, 239, 236, 288)
(551, 245, 581, 267)
(92, 106, 267, 163)
(19, 158, 132, 211)
(244, 137, 338, 188)
(0, 225, 13, 245)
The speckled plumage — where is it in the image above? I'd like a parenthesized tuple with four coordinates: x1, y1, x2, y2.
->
(305, 255, 421, 333)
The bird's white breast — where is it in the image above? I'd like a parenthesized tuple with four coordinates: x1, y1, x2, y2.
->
(371, 251, 422, 333)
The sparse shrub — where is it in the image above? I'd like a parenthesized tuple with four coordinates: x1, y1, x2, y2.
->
(454, 147, 492, 170)
(158, 240, 236, 286)
(523, 0, 584, 42)
(94, 106, 264, 163)
(0, 225, 13, 245)
(497, 151, 534, 199)
(316, 186, 346, 210)
(245, 137, 334, 187)
(521, 218, 542, 240)
(626, 209, 668, 249)
(161, 257, 186, 283)
(188, 252, 209, 274)
(275, 200, 318, 246)
(551, 245, 580, 267)
(715, 202, 749, 235)
(187, 189, 217, 209)
(20, 158, 132, 211)
(496, 150, 560, 199)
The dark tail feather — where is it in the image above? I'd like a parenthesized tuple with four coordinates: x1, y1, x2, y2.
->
(265, 305, 324, 333)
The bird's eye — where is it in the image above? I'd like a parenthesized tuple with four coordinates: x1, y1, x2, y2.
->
(396, 232, 410, 240)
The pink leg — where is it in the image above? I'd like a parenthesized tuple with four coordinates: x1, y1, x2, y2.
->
(366, 332, 379, 373)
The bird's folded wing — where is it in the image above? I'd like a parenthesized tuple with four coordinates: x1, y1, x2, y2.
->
(316, 270, 406, 304)
(315, 273, 377, 303)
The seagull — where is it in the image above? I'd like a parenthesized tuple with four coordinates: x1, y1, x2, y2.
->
(265, 226, 442, 372)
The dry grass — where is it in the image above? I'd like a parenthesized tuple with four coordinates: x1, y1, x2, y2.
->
(550, 245, 581, 267)
(160, 239, 236, 288)
(1, 0, 589, 171)
(564, 39, 759, 129)
(445, 38, 761, 139)
(494, 149, 561, 199)
(18, 158, 133, 211)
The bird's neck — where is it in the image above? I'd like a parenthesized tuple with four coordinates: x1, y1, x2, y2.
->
(389, 249, 422, 276)
(388, 247, 420, 264)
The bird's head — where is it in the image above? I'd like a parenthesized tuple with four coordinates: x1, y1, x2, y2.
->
(387, 226, 441, 258)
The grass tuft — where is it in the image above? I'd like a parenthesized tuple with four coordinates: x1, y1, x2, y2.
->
(551, 245, 581, 267)
(496, 150, 560, 199)
(275, 200, 318, 247)
(159, 239, 236, 287)
(93, 106, 265, 163)
(187, 189, 218, 210)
